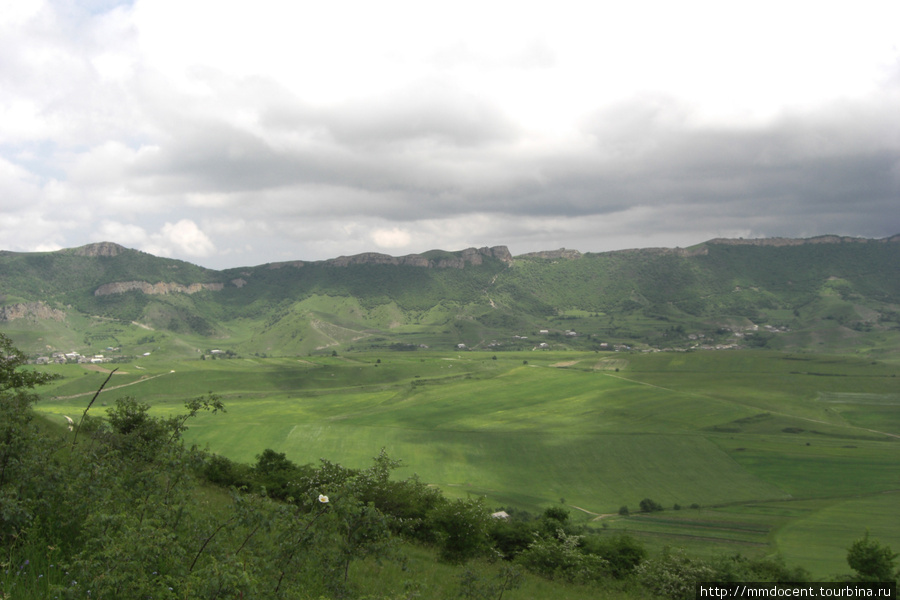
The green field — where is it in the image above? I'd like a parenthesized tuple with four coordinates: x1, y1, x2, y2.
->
(34, 349, 900, 577)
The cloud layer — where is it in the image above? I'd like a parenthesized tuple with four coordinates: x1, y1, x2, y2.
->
(2, 0, 899, 268)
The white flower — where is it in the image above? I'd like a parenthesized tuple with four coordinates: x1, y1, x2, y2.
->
(318, 494, 329, 504)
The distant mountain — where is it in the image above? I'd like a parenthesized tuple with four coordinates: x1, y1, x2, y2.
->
(2, 236, 899, 358)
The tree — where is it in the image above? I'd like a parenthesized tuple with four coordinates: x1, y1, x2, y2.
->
(517, 528, 609, 583)
(0, 334, 56, 549)
(428, 497, 492, 563)
(640, 498, 664, 513)
(847, 531, 898, 582)
(637, 547, 715, 600)
(541, 506, 570, 525)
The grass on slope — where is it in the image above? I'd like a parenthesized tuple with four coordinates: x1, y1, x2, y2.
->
(33, 350, 900, 577)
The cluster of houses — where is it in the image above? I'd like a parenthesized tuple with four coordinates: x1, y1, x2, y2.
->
(460, 328, 632, 352)
(35, 349, 117, 365)
(31, 346, 145, 365)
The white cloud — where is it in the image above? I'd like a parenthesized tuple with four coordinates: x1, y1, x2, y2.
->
(0, 0, 897, 269)
(96, 220, 149, 246)
(135, 219, 215, 259)
(156, 219, 215, 257)
(371, 227, 412, 249)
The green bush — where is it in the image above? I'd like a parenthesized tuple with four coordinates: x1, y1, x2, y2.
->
(846, 531, 899, 582)
(637, 547, 715, 600)
(427, 497, 493, 563)
(639, 498, 664, 513)
(581, 533, 647, 579)
(517, 528, 609, 583)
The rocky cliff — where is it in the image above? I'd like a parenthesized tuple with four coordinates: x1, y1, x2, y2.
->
(707, 235, 900, 247)
(0, 302, 67, 322)
(518, 248, 583, 260)
(94, 281, 225, 296)
(268, 246, 513, 270)
(69, 242, 129, 257)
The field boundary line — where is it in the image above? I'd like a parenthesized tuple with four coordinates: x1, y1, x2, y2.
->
(602, 372, 900, 439)
(51, 370, 176, 400)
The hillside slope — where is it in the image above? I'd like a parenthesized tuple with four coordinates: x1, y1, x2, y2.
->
(1, 236, 898, 357)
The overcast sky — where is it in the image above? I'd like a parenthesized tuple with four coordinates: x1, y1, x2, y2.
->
(2, 0, 899, 269)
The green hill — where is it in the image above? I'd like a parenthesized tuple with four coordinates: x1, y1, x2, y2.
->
(4, 236, 899, 594)
(2, 236, 899, 358)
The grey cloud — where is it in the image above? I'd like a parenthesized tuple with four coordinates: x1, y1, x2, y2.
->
(115, 83, 899, 244)
(262, 82, 518, 148)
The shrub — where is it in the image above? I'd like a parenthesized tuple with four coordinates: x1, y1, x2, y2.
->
(427, 497, 493, 563)
(582, 533, 647, 579)
(490, 519, 537, 560)
(847, 531, 898, 582)
(639, 498, 664, 513)
(637, 547, 715, 600)
(517, 529, 609, 583)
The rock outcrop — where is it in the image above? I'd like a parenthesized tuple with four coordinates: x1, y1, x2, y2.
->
(327, 253, 431, 268)
(0, 302, 67, 322)
(518, 248, 583, 260)
(70, 242, 129, 257)
(606, 246, 708, 257)
(322, 246, 512, 269)
(707, 235, 899, 247)
(94, 281, 225, 296)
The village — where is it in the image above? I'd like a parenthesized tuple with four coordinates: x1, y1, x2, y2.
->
(32, 347, 138, 365)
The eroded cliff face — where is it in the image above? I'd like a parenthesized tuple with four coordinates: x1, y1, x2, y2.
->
(88, 247, 512, 296)
(0, 302, 67, 322)
(268, 246, 513, 269)
(707, 235, 900, 247)
(70, 242, 128, 257)
(93, 281, 225, 296)
(519, 248, 583, 260)
(327, 253, 432, 268)
(330, 246, 512, 268)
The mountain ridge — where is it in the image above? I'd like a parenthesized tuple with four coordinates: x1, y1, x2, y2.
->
(45, 234, 900, 270)
(2, 234, 899, 358)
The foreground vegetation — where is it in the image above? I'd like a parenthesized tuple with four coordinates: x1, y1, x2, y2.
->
(0, 333, 891, 597)
(3, 239, 899, 596)
(33, 347, 900, 573)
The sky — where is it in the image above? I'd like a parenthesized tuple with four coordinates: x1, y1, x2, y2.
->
(1, 0, 899, 269)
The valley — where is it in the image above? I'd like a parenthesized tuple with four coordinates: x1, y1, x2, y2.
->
(3, 235, 899, 589)
(32, 348, 900, 578)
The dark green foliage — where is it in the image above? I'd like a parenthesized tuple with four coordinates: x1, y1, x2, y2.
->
(0, 334, 57, 549)
(252, 448, 312, 500)
(846, 531, 899, 582)
(540, 506, 570, 526)
(708, 554, 810, 583)
(202, 452, 253, 488)
(639, 498, 664, 513)
(490, 518, 538, 560)
(427, 497, 493, 563)
(517, 528, 609, 583)
(581, 534, 647, 579)
(636, 547, 716, 600)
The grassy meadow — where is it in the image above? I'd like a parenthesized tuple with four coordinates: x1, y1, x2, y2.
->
(33, 349, 899, 578)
